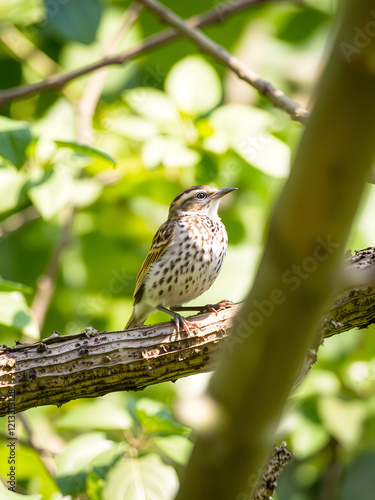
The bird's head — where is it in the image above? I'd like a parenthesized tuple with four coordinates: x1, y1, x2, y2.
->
(168, 185, 237, 220)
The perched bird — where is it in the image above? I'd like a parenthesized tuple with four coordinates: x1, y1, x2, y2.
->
(125, 185, 236, 332)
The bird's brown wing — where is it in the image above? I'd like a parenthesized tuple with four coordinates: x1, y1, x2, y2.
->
(133, 220, 176, 303)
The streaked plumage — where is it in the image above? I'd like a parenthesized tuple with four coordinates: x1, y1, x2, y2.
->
(125, 185, 236, 332)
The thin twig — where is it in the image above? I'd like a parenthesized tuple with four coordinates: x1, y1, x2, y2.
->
(0, 206, 40, 237)
(0, 432, 59, 456)
(30, 209, 73, 333)
(30, 7, 145, 330)
(0, 0, 284, 107)
(0, 23, 79, 102)
(77, 2, 144, 144)
(17, 414, 57, 478)
(138, 0, 309, 123)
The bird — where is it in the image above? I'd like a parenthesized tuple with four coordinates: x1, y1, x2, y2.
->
(125, 185, 236, 333)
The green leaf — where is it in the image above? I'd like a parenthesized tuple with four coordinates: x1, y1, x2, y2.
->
(289, 412, 330, 459)
(86, 472, 104, 500)
(208, 105, 290, 177)
(208, 104, 270, 149)
(56, 401, 133, 430)
(124, 88, 180, 125)
(0, 277, 33, 294)
(318, 396, 364, 448)
(276, 7, 329, 43)
(0, 291, 39, 339)
(84, 444, 127, 500)
(242, 134, 290, 178)
(154, 435, 194, 465)
(27, 167, 73, 220)
(135, 398, 189, 435)
(89, 443, 126, 478)
(71, 178, 102, 208)
(304, 0, 335, 13)
(0, 481, 41, 500)
(0, 166, 27, 215)
(142, 136, 200, 169)
(102, 454, 179, 500)
(107, 115, 159, 142)
(0, 443, 60, 498)
(0, 0, 44, 25)
(59, 8, 141, 96)
(54, 141, 116, 166)
(165, 55, 222, 116)
(293, 369, 340, 398)
(0, 116, 32, 168)
(56, 432, 116, 496)
(44, 0, 101, 44)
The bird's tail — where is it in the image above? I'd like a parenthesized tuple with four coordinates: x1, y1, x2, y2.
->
(124, 309, 145, 330)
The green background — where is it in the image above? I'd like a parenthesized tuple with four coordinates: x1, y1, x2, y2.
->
(1, 0, 375, 498)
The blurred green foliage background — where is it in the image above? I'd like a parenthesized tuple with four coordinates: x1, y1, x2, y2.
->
(1, 0, 375, 498)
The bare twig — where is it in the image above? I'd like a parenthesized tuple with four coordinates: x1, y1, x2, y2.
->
(17, 414, 57, 478)
(30, 7, 144, 331)
(0, 0, 289, 108)
(138, 0, 309, 123)
(0, 23, 79, 102)
(0, 206, 40, 237)
(30, 209, 73, 332)
(0, 432, 58, 456)
(317, 439, 341, 500)
(77, 2, 144, 144)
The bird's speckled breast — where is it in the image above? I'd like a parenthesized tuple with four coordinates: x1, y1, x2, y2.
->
(144, 215, 227, 307)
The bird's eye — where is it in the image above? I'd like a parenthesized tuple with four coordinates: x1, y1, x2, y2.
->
(196, 192, 206, 200)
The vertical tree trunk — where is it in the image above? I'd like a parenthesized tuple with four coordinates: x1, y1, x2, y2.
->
(176, 1, 375, 499)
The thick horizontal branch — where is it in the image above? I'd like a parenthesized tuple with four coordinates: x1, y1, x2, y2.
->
(138, 0, 309, 123)
(320, 246, 375, 337)
(0, 0, 273, 107)
(0, 305, 240, 416)
(0, 248, 375, 416)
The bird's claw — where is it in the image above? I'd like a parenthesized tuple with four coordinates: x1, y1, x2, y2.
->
(173, 314, 199, 335)
(202, 299, 234, 315)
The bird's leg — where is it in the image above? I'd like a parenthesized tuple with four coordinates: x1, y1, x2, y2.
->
(157, 306, 199, 334)
(171, 300, 234, 316)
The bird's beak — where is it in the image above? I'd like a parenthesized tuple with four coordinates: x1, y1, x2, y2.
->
(211, 188, 237, 199)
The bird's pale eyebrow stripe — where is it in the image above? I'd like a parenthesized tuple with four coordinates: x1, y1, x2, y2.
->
(172, 185, 206, 204)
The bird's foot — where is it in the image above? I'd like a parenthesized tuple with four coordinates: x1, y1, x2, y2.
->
(200, 299, 234, 315)
(172, 313, 199, 335)
(157, 305, 199, 335)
